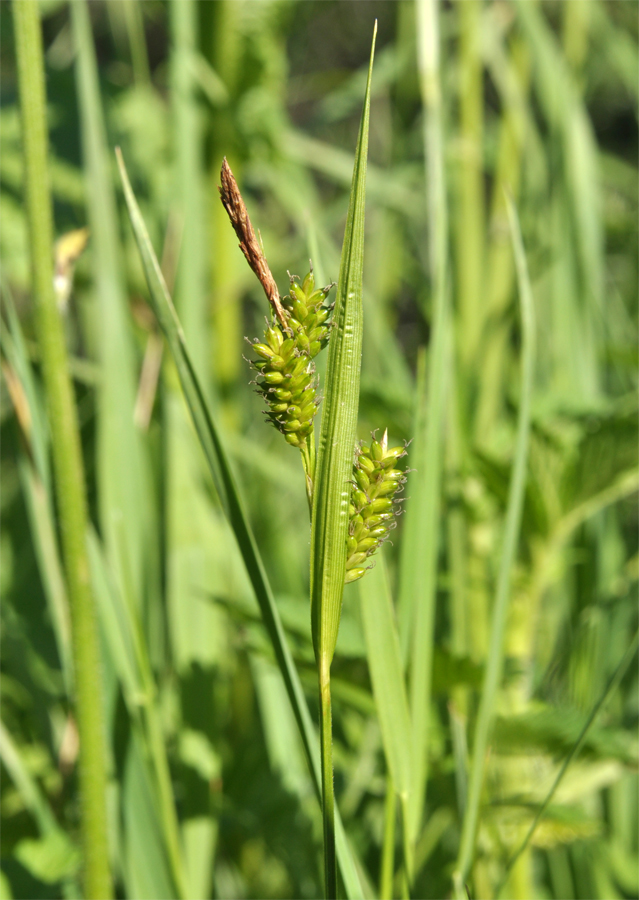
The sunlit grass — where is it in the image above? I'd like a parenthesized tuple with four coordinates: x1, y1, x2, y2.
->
(1, 2, 637, 899)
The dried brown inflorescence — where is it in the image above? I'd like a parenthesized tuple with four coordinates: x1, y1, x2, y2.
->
(218, 158, 288, 329)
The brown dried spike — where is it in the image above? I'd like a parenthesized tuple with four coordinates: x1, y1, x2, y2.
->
(218, 158, 288, 329)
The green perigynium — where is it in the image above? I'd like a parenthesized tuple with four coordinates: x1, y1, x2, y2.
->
(345, 430, 408, 583)
(248, 269, 334, 450)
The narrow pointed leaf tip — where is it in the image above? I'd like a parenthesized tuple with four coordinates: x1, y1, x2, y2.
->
(310, 26, 376, 668)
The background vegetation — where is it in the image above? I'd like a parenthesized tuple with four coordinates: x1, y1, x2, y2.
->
(1, 1, 637, 898)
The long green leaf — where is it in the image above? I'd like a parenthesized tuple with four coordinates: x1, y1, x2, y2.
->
(116, 149, 363, 900)
(0, 297, 72, 690)
(310, 26, 375, 897)
(14, 4, 112, 895)
(453, 194, 536, 897)
(168, 7, 220, 893)
(400, 0, 450, 852)
(310, 24, 376, 670)
(496, 629, 639, 898)
(71, 0, 153, 613)
(359, 552, 412, 876)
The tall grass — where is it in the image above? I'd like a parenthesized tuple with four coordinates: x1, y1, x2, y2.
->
(2, 2, 637, 899)
(13, 3, 111, 896)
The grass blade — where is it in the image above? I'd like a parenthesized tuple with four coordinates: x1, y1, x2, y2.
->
(70, 0, 153, 622)
(13, 4, 112, 895)
(453, 195, 536, 897)
(116, 149, 363, 900)
(168, 6, 220, 892)
(400, 0, 450, 855)
(0, 299, 73, 690)
(496, 630, 639, 898)
(310, 24, 376, 670)
(455, 0, 485, 371)
(359, 551, 412, 878)
(379, 775, 396, 900)
(310, 25, 376, 898)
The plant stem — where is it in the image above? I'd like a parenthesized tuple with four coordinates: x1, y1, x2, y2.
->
(380, 775, 395, 900)
(455, 0, 485, 371)
(452, 197, 535, 898)
(402, 0, 450, 859)
(13, 4, 112, 898)
(320, 660, 337, 899)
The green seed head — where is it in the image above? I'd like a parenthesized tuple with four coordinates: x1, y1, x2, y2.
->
(247, 265, 335, 452)
(344, 430, 409, 584)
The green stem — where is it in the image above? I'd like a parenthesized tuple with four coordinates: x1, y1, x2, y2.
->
(402, 0, 450, 859)
(452, 197, 535, 898)
(456, 0, 485, 371)
(380, 775, 396, 900)
(497, 630, 639, 897)
(13, 5, 112, 898)
(320, 661, 337, 899)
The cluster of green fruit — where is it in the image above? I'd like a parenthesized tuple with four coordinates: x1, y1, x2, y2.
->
(345, 431, 408, 584)
(248, 270, 333, 450)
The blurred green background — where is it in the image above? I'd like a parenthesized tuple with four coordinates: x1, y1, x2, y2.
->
(1, 1, 637, 898)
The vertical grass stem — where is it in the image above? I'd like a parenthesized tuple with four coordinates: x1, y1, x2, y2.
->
(452, 196, 535, 897)
(13, 4, 112, 897)
(401, 0, 450, 857)
(320, 664, 337, 899)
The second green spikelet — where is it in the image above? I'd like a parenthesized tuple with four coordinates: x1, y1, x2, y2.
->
(248, 270, 333, 451)
(346, 430, 408, 583)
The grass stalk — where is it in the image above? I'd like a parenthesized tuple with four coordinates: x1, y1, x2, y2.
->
(360, 552, 413, 880)
(70, 0, 151, 619)
(310, 26, 376, 897)
(474, 34, 530, 441)
(401, 0, 450, 857)
(446, 362, 470, 819)
(71, 5, 186, 893)
(380, 775, 396, 900)
(452, 195, 535, 898)
(13, 4, 112, 897)
(319, 663, 337, 899)
(455, 0, 485, 371)
(496, 628, 639, 898)
(122, 0, 150, 87)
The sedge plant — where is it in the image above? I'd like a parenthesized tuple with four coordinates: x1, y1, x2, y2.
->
(218, 26, 408, 896)
(120, 22, 408, 899)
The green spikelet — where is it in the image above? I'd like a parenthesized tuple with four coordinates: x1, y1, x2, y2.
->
(248, 268, 334, 451)
(345, 430, 408, 583)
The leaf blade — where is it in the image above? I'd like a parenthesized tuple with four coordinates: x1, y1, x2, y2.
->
(311, 24, 377, 669)
(453, 194, 536, 895)
(359, 551, 413, 875)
